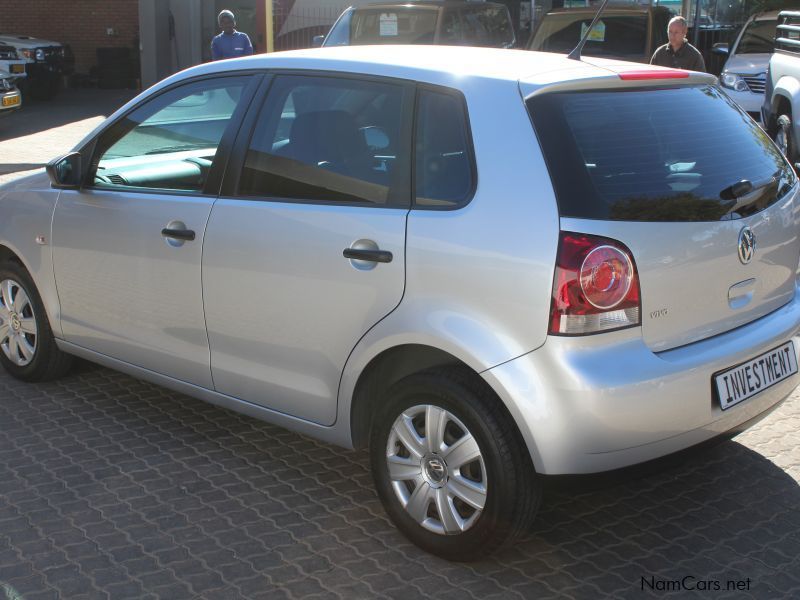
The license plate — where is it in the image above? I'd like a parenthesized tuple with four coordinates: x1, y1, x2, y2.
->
(1, 95, 19, 107)
(714, 341, 798, 410)
(10, 64, 23, 73)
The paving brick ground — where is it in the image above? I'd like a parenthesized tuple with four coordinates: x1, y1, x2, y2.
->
(1, 89, 799, 600)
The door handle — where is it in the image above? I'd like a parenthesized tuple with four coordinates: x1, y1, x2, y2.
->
(161, 228, 196, 241)
(342, 248, 393, 263)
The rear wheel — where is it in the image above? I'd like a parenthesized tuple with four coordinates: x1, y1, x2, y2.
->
(370, 368, 541, 561)
(0, 261, 72, 381)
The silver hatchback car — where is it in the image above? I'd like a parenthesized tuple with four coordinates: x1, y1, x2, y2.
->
(1, 46, 799, 561)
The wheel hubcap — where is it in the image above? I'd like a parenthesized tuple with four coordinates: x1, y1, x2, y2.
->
(386, 404, 487, 535)
(0, 278, 38, 367)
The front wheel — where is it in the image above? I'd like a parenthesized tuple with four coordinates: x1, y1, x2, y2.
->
(0, 261, 72, 381)
(370, 368, 541, 561)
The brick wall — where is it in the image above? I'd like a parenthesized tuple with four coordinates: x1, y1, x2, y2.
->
(0, 0, 139, 76)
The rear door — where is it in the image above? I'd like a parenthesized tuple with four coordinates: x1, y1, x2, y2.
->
(527, 84, 800, 351)
(202, 73, 413, 425)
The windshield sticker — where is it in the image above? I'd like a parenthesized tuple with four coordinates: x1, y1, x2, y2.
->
(380, 13, 399, 36)
(581, 20, 606, 42)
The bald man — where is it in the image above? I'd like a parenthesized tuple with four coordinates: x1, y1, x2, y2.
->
(650, 16, 705, 72)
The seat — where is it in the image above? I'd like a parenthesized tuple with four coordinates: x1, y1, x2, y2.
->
(282, 110, 372, 179)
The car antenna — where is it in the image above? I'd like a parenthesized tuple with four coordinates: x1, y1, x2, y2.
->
(567, 0, 611, 61)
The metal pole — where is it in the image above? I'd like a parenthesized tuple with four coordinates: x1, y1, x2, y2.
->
(266, 0, 274, 52)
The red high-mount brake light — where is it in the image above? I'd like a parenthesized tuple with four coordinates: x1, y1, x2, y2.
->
(618, 70, 690, 80)
(549, 232, 641, 335)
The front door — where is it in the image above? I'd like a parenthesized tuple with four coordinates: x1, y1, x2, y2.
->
(203, 73, 413, 424)
(52, 75, 255, 387)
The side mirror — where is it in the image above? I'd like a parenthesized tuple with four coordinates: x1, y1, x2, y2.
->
(312, 35, 325, 48)
(46, 152, 81, 189)
(712, 43, 729, 56)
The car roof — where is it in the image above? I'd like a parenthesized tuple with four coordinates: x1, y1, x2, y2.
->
(350, 0, 505, 7)
(179, 46, 714, 86)
(543, 6, 668, 16)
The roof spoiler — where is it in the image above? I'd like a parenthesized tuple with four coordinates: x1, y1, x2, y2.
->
(567, 0, 611, 61)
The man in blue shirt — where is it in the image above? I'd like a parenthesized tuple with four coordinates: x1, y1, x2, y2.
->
(211, 10, 254, 60)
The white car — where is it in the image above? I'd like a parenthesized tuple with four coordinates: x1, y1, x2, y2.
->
(1, 46, 798, 560)
(717, 10, 780, 121)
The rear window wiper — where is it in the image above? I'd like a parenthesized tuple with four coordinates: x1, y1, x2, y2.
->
(719, 172, 778, 201)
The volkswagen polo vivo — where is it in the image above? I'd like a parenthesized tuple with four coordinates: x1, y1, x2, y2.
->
(1, 46, 798, 560)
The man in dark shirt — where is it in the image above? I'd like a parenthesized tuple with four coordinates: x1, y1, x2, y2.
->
(650, 16, 706, 72)
(211, 10, 254, 61)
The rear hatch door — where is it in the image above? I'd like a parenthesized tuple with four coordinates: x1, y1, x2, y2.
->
(526, 82, 799, 351)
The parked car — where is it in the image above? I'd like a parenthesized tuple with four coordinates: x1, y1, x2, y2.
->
(0, 34, 73, 99)
(763, 11, 800, 164)
(714, 10, 779, 122)
(0, 69, 21, 116)
(2, 45, 799, 561)
(527, 5, 672, 63)
(0, 43, 26, 81)
(316, 0, 515, 48)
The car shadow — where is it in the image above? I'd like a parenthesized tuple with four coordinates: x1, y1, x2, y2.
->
(2, 366, 796, 598)
(481, 440, 799, 596)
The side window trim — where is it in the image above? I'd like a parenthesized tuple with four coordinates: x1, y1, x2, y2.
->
(222, 70, 415, 209)
(412, 83, 478, 211)
(83, 72, 262, 197)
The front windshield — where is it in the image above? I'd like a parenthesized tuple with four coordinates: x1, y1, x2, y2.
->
(530, 14, 648, 58)
(736, 19, 778, 54)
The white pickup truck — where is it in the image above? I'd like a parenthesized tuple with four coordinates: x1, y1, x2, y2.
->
(0, 34, 72, 99)
(763, 11, 800, 165)
(0, 41, 26, 82)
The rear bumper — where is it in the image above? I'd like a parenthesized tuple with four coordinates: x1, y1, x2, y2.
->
(483, 286, 800, 474)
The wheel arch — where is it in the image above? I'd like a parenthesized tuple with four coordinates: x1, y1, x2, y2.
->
(0, 242, 62, 339)
(345, 342, 543, 472)
(0, 244, 25, 267)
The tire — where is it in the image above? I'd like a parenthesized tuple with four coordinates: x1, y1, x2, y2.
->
(775, 114, 796, 165)
(0, 261, 72, 381)
(370, 367, 541, 561)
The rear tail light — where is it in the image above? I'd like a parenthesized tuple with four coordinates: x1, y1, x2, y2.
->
(549, 232, 641, 335)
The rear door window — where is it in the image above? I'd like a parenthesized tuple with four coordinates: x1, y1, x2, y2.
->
(238, 75, 411, 206)
(527, 85, 795, 221)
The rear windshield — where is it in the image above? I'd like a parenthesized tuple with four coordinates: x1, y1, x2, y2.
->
(527, 85, 795, 222)
(439, 6, 515, 47)
(349, 8, 438, 45)
(530, 14, 648, 58)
